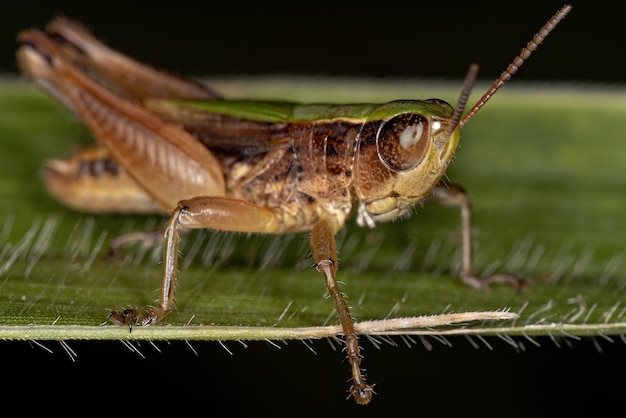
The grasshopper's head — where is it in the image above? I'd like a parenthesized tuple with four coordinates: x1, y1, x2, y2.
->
(353, 64, 479, 227)
(354, 97, 462, 226)
(353, 4, 572, 227)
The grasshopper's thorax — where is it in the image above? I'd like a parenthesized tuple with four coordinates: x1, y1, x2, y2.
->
(354, 100, 459, 227)
(227, 119, 362, 233)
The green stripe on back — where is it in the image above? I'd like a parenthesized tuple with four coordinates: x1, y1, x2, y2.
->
(170, 99, 453, 123)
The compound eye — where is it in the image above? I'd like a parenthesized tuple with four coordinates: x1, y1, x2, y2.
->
(376, 113, 429, 171)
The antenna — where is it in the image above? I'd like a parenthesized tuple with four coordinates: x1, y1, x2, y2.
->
(459, 4, 572, 129)
(445, 63, 479, 136)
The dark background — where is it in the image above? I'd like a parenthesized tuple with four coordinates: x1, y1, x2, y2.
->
(0, 1, 621, 84)
(2, 1, 626, 416)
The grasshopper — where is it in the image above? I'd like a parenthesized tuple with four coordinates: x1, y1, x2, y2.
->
(16, 5, 570, 404)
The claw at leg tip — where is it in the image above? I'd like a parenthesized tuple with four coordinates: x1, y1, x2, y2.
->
(350, 384, 375, 405)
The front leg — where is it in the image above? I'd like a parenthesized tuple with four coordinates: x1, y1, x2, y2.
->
(425, 182, 526, 290)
